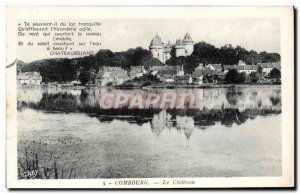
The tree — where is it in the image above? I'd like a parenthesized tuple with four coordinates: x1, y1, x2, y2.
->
(166, 56, 186, 67)
(257, 65, 263, 75)
(95, 49, 115, 67)
(269, 68, 281, 79)
(166, 55, 199, 74)
(237, 72, 247, 84)
(77, 55, 99, 84)
(106, 82, 113, 87)
(225, 69, 246, 84)
(235, 46, 250, 62)
(17, 60, 26, 74)
(143, 58, 163, 71)
(203, 74, 213, 83)
(78, 66, 97, 85)
(125, 47, 153, 68)
(225, 69, 240, 83)
(244, 50, 262, 65)
(192, 41, 219, 64)
(212, 74, 220, 83)
(249, 72, 259, 83)
(219, 44, 239, 65)
(259, 52, 281, 63)
(185, 55, 200, 74)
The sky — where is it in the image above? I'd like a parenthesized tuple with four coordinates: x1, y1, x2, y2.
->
(18, 18, 280, 63)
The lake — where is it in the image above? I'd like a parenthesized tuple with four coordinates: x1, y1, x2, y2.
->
(17, 86, 282, 179)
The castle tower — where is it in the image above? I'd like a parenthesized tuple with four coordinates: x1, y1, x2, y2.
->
(149, 35, 164, 63)
(183, 32, 194, 56)
(175, 38, 186, 57)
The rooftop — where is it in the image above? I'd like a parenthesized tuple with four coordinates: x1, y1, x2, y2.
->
(150, 35, 163, 46)
(192, 70, 203, 78)
(183, 32, 193, 43)
(175, 75, 191, 80)
(150, 65, 180, 71)
(157, 69, 178, 76)
(258, 62, 281, 68)
(96, 67, 128, 79)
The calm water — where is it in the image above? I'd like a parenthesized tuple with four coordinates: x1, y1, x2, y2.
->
(17, 86, 282, 178)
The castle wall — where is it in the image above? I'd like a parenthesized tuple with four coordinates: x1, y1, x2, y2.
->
(175, 47, 186, 57)
(163, 52, 171, 63)
(150, 46, 164, 63)
(149, 33, 194, 63)
(184, 44, 194, 56)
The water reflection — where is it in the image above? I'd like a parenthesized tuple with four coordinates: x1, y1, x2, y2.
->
(151, 110, 172, 136)
(18, 87, 281, 139)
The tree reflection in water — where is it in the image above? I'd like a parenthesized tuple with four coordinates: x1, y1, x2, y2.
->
(17, 87, 281, 139)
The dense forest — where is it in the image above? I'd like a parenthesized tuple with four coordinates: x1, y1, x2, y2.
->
(17, 41, 280, 84)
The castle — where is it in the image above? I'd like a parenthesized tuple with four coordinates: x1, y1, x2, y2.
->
(149, 32, 194, 64)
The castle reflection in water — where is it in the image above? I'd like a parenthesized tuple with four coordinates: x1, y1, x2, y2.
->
(17, 87, 281, 139)
(151, 110, 194, 139)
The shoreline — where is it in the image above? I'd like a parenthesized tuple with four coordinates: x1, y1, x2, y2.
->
(18, 83, 282, 90)
(115, 83, 281, 90)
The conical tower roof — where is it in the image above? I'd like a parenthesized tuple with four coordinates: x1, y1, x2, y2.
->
(183, 32, 193, 43)
(150, 34, 163, 46)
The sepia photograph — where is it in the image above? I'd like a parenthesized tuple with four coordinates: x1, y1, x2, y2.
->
(6, 6, 294, 188)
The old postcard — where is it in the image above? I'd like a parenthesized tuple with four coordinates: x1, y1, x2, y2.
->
(6, 6, 294, 188)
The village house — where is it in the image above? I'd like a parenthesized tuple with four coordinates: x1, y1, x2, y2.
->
(95, 66, 129, 86)
(175, 75, 192, 85)
(129, 66, 147, 79)
(149, 65, 183, 76)
(149, 65, 169, 72)
(156, 69, 177, 83)
(223, 61, 280, 76)
(223, 64, 258, 75)
(194, 63, 223, 74)
(235, 65, 258, 74)
(17, 72, 42, 85)
(154, 65, 185, 83)
(190, 63, 227, 84)
(206, 64, 223, 73)
(202, 68, 215, 75)
(191, 70, 204, 85)
(216, 71, 226, 81)
(177, 65, 185, 76)
(190, 63, 218, 84)
(149, 65, 168, 75)
(258, 62, 281, 75)
(238, 60, 247, 66)
(194, 63, 204, 70)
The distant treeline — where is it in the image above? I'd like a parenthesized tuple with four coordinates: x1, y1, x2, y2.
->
(167, 42, 280, 74)
(17, 42, 280, 84)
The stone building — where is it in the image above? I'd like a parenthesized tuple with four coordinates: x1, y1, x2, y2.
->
(95, 66, 128, 86)
(257, 62, 281, 75)
(149, 33, 194, 63)
(129, 66, 147, 79)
